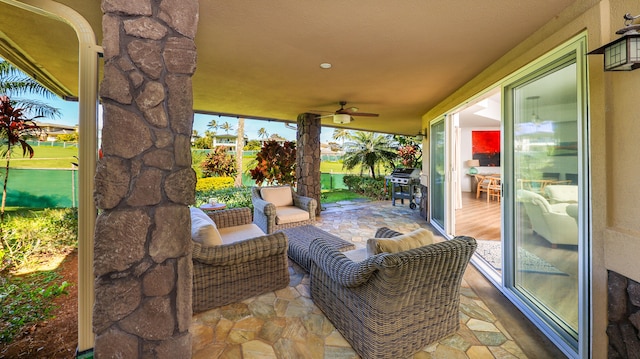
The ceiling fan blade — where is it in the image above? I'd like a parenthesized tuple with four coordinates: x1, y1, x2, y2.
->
(350, 112, 379, 117)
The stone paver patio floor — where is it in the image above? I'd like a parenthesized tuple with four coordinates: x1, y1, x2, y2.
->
(191, 201, 528, 358)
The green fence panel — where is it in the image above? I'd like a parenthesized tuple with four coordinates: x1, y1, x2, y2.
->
(7, 169, 352, 209)
(320, 173, 348, 190)
(4, 168, 79, 208)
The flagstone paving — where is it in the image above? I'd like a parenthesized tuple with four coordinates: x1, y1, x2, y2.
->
(191, 200, 530, 358)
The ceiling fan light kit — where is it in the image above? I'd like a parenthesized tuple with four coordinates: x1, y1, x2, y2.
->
(333, 114, 351, 124)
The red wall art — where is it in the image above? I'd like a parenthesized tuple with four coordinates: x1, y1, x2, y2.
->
(472, 131, 500, 166)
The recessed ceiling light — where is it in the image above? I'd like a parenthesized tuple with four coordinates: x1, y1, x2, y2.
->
(320, 63, 332, 69)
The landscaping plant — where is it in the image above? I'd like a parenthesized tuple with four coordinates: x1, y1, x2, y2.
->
(0, 96, 42, 221)
(341, 131, 397, 179)
(249, 140, 296, 186)
(0, 208, 77, 272)
(0, 270, 70, 343)
(200, 146, 237, 178)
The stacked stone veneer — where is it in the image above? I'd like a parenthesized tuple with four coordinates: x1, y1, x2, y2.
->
(296, 113, 322, 216)
(608, 270, 640, 358)
(93, 1, 198, 357)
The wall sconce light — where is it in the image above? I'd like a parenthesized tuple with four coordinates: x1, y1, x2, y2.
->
(333, 114, 351, 124)
(466, 159, 480, 174)
(589, 13, 640, 71)
(415, 129, 426, 141)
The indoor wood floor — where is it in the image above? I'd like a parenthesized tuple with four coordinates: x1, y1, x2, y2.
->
(454, 191, 579, 332)
(455, 191, 501, 241)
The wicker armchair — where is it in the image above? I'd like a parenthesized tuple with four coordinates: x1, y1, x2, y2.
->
(251, 186, 317, 234)
(309, 227, 477, 359)
(191, 208, 289, 313)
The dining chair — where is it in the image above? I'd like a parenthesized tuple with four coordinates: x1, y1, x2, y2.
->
(475, 175, 491, 199)
(487, 177, 501, 202)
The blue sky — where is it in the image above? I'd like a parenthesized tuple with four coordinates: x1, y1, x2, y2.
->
(35, 94, 338, 143)
(3, 55, 339, 143)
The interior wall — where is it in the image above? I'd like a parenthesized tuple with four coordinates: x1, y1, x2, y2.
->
(460, 126, 501, 192)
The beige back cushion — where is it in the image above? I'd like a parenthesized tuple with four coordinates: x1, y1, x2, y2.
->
(367, 228, 435, 255)
(190, 207, 223, 246)
(260, 186, 294, 207)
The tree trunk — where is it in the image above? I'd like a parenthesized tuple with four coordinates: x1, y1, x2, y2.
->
(235, 118, 245, 187)
(369, 165, 376, 179)
(1, 148, 11, 222)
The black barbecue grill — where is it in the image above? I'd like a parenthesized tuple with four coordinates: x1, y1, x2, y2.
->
(387, 168, 421, 209)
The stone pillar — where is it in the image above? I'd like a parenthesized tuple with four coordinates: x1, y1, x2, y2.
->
(296, 113, 322, 216)
(93, 1, 198, 357)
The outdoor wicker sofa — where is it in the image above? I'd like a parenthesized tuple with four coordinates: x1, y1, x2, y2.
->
(251, 185, 317, 234)
(309, 227, 477, 359)
(191, 207, 290, 313)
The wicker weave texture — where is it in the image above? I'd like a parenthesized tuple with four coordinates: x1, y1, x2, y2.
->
(191, 208, 290, 313)
(251, 186, 317, 234)
(309, 230, 477, 359)
(280, 225, 355, 271)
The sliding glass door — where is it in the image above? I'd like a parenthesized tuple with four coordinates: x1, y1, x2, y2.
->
(503, 37, 588, 356)
(430, 118, 446, 229)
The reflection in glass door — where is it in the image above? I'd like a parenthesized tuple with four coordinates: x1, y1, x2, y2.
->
(508, 53, 581, 345)
(430, 119, 446, 229)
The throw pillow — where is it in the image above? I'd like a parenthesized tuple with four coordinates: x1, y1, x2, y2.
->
(260, 186, 294, 207)
(368, 228, 434, 255)
(190, 207, 223, 246)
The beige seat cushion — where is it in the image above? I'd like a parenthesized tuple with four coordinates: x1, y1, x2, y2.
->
(218, 224, 266, 244)
(275, 206, 310, 224)
(367, 228, 435, 255)
(260, 186, 294, 207)
(190, 207, 223, 246)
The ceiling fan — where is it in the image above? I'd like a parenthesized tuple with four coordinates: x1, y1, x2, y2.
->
(318, 101, 379, 124)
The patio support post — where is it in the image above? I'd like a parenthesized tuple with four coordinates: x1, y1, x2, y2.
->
(296, 113, 321, 216)
(93, 1, 198, 357)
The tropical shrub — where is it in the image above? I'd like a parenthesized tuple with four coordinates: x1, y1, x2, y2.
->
(0, 208, 77, 272)
(193, 136, 212, 149)
(397, 145, 420, 168)
(343, 175, 388, 200)
(249, 140, 296, 186)
(200, 146, 236, 177)
(56, 133, 78, 142)
(244, 140, 262, 151)
(195, 186, 252, 209)
(195, 176, 234, 192)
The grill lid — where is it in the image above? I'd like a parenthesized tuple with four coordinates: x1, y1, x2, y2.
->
(390, 168, 420, 178)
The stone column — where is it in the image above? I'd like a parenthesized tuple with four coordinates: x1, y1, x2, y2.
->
(296, 113, 322, 216)
(93, 1, 198, 357)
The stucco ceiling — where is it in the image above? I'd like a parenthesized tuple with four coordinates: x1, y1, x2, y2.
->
(0, 0, 576, 135)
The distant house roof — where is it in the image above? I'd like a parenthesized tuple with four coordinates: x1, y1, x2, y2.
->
(38, 122, 78, 131)
(37, 122, 78, 136)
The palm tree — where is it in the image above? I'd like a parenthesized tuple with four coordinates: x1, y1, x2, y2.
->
(235, 118, 245, 187)
(332, 128, 350, 149)
(207, 119, 218, 132)
(0, 60, 60, 119)
(220, 121, 233, 134)
(342, 131, 397, 179)
(257, 127, 269, 140)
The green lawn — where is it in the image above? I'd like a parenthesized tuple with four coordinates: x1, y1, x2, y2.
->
(321, 189, 367, 202)
(8, 145, 78, 169)
(14, 145, 367, 174)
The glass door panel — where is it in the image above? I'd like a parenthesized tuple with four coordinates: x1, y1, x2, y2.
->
(430, 119, 446, 229)
(511, 59, 579, 336)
